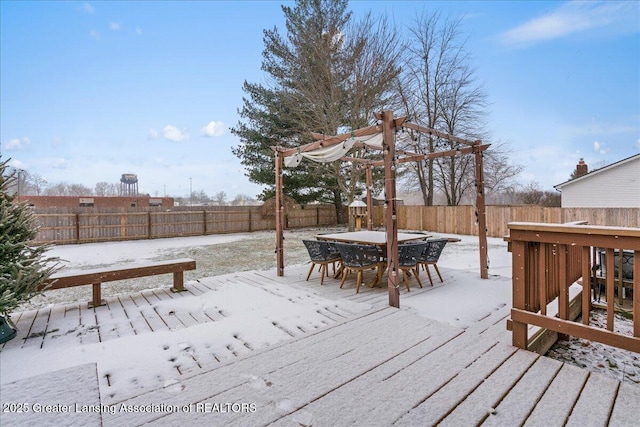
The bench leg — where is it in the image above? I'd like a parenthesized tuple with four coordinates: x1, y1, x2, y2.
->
(171, 272, 185, 293)
(88, 283, 105, 308)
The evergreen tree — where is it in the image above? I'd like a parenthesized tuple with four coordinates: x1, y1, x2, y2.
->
(0, 158, 59, 325)
(232, 0, 400, 220)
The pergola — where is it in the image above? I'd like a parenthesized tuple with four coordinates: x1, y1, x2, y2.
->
(272, 110, 489, 308)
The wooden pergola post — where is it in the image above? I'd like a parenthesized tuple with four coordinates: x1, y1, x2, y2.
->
(474, 144, 489, 279)
(379, 110, 400, 308)
(365, 164, 374, 231)
(275, 149, 284, 276)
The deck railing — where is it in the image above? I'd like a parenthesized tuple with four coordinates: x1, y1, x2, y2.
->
(508, 222, 640, 354)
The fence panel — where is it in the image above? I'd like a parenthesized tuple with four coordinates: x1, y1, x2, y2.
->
(32, 205, 640, 244)
(33, 204, 339, 244)
(383, 206, 640, 238)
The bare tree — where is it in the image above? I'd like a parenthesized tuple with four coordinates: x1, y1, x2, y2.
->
(517, 182, 560, 206)
(95, 182, 118, 196)
(214, 191, 227, 206)
(481, 141, 522, 198)
(396, 12, 455, 205)
(68, 183, 93, 196)
(43, 182, 70, 196)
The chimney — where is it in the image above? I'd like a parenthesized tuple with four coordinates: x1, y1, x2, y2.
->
(576, 158, 588, 177)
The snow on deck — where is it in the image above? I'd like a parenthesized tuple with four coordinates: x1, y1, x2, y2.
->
(1, 264, 638, 426)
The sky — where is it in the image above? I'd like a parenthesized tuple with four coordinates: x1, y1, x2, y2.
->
(1, 0, 638, 199)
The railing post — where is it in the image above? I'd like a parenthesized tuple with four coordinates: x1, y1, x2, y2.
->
(635, 250, 640, 338)
(512, 239, 528, 349)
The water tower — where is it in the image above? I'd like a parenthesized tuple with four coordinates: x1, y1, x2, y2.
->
(120, 173, 138, 196)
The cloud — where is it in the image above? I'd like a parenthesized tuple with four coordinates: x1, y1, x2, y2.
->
(500, 1, 637, 46)
(110, 22, 121, 31)
(51, 158, 69, 169)
(89, 30, 100, 41)
(148, 128, 159, 140)
(80, 3, 94, 14)
(3, 137, 31, 151)
(162, 125, 189, 142)
(7, 159, 26, 170)
(593, 140, 609, 154)
(201, 121, 226, 137)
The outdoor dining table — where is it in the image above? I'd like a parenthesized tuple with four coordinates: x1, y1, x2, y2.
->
(315, 230, 431, 287)
(315, 230, 431, 246)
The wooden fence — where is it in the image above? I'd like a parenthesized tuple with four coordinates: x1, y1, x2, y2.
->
(32, 204, 640, 244)
(371, 205, 640, 238)
(32, 205, 337, 244)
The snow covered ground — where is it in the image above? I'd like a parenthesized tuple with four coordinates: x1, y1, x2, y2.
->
(1, 228, 637, 409)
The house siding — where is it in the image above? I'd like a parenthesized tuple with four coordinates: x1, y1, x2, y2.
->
(559, 156, 640, 208)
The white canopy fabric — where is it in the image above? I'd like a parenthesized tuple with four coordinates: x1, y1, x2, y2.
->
(284, 132, 383, 167)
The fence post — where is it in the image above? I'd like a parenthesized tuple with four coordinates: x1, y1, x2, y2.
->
(148, 212, 152, 239)
(203, 210, 207, 235)
(76, 212, 80, 244)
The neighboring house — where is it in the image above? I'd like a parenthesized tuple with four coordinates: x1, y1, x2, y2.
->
(554, 154, 640, 208)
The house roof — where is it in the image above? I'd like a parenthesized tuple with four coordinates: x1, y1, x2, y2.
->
(554, 153, 640, 190)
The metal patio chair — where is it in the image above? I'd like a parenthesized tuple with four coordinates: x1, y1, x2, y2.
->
(417, 238, 448, 286)
(334, 242, 385, 293)
(302, 240, 341, 285)
(398, 242, 429, 291)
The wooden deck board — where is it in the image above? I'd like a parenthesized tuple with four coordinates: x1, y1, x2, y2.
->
(42, 303, 82, 347)
(78, 304, 100, 344)
(93, 299, 123, 341)
(393, 343, 520, 426)
(609, 382, 640, 426)
(566, 373, 619, 427)
(523, 363, 589, 426)
(482, 355, 564, 426)
(439, 349, 540, 426)
(21, 307, 50, 349)
(117, 295, 153, 335)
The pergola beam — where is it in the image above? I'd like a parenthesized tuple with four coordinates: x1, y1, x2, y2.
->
(360, 144, 490, 167)
(402, 122, 478, 146)
(278, 125, 382, 157)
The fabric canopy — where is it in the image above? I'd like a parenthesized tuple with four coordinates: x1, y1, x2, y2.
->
(284, 132, 383, 167)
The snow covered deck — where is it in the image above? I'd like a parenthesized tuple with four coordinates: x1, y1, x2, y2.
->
(1, 264, 638, 426)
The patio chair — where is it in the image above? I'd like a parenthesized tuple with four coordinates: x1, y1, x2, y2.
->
(334, 242, 385, 293)
(417, 238, 448, 286)
(398, 242, 428, 291)
(302, 240, 341, 285)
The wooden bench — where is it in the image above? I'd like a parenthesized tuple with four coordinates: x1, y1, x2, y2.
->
(41, 258, 196, 308)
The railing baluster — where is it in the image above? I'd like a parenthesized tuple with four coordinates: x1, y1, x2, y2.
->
(606, 248, 615, 331)
(539, 243, 547, 315)
(581, 246, 591, 326)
